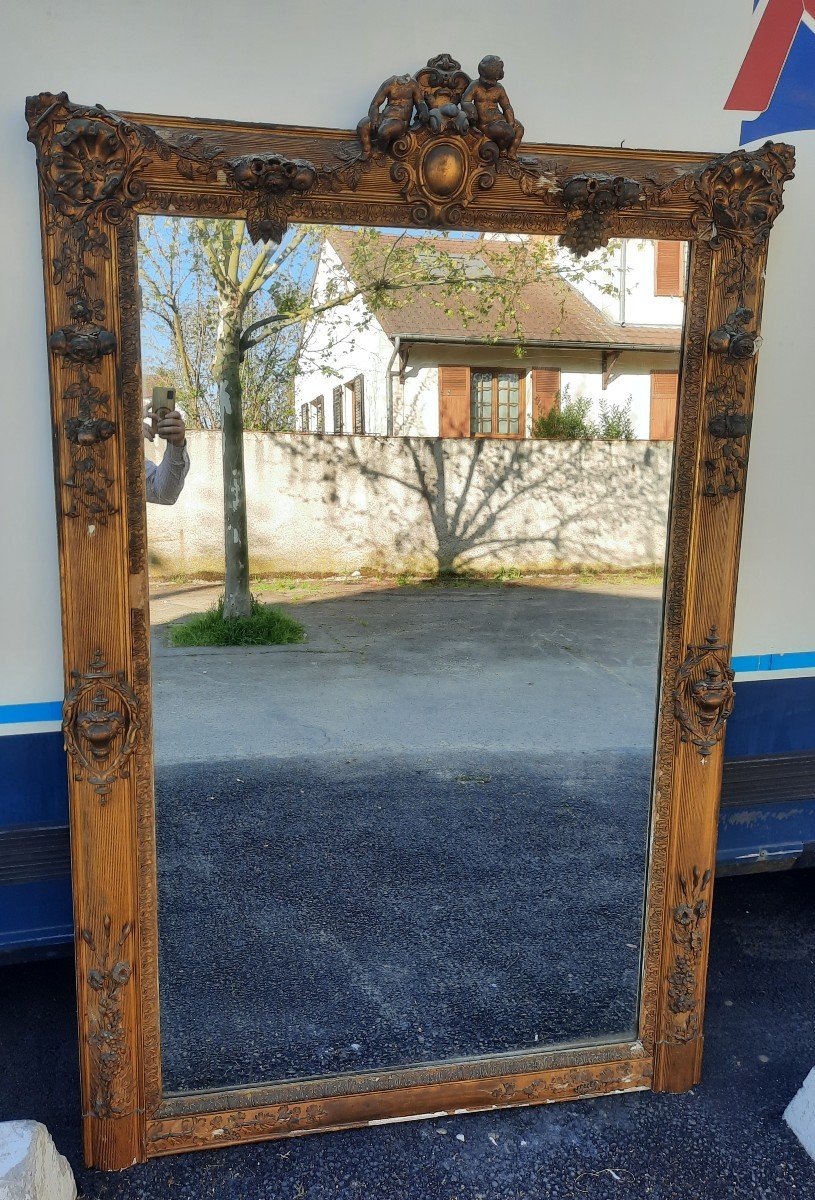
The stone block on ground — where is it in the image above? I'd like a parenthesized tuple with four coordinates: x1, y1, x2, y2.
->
(0, 1122, 76, 1200)
(784, 1066, 815, 1163)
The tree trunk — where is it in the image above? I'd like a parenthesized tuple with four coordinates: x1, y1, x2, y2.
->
(213, 307, 251, 619)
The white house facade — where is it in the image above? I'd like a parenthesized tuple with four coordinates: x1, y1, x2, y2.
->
(295, 232, 685, 441)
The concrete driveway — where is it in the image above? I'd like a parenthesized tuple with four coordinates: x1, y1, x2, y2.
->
(149, 576, 664, 766)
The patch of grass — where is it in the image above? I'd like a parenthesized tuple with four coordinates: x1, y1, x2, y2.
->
(253, 577, 320, 599)
(494, 566, 522, 582)
(575, 566, 663, 587)
(169, 595, 305, 647)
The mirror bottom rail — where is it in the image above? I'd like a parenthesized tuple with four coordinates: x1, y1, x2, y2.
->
(145, 1052, 652, 1156)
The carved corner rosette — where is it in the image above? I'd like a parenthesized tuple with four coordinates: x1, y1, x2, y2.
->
(686, 141, 795, 306)
(687, 141, 795, 254)
(674, 627, 735, 761)
(665, 866, 712, 1044)
(81, 915, 135, 1118)
(63, 650, 140, 801)
(26, 91, 226, 230)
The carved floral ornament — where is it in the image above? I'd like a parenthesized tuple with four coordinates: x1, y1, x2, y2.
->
(702, 308, 760, 499)
(81, 915, 134, 1118)
(666, 866, 712, 1043)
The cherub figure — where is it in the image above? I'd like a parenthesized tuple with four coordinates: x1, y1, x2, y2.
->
(461, 55, 524, 156)
(357, 73, 428, 158)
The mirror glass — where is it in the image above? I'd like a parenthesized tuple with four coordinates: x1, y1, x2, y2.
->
(138, 218, 687, 1092)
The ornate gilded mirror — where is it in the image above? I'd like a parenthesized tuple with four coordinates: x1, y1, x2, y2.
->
(26, 54, 793, 1170)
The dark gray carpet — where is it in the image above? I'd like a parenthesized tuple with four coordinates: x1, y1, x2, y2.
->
(154, 750, 652, 1092)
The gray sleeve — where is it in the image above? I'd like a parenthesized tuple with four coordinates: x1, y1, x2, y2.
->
(145, 442, 190, 505)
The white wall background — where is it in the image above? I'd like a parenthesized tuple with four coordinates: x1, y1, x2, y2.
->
(2, 0, 813, 708)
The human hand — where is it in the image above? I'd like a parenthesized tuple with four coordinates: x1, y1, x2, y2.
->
(156, 410, 186, 446)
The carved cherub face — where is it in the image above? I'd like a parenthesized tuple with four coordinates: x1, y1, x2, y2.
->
(478, 56, 505, 85)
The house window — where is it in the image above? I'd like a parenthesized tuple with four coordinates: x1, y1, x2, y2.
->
(349, 375, 365, 434)
(654, 241, 685, 297)
(312, 396, 325, 434)
(333, 385, 344, 433)
(470, 370, 524, 436)
(300, 402, 310, 432)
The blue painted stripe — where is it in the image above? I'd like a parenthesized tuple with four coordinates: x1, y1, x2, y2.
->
(731, 651, 815, 674)
(0, 701, 62, 725)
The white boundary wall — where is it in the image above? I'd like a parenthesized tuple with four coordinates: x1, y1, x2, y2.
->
(146, 432, 673, 577)
(2, 0, 814, 711)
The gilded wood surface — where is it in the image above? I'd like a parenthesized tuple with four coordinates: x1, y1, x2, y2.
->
(25, 70, 793, 1167)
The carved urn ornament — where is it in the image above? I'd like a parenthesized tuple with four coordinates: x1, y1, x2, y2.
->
(674, 628, 736, 761)
(63, 650, 140, 800)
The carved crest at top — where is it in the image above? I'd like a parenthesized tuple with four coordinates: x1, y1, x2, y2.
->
(355, 53, 526, 225)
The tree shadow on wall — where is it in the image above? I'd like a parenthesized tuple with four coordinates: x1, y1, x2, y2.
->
(270, 434, 673, 578)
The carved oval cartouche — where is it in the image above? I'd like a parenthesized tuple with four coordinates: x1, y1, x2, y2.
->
(422, 143, 466, 198)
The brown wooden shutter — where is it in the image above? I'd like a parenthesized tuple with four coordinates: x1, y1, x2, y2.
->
(531, 368, 560, 422)
(650, 372, 679, 439)
(654, 241, 684, 297)
(352, 375, 365, 433)
(438, 366, 470, 437)
(332, 385, 343, 433)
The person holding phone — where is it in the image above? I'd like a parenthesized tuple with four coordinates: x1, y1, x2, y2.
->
(144, 387, 190, 505)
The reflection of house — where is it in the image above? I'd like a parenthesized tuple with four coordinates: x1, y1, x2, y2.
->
(295, 232, 685, 440)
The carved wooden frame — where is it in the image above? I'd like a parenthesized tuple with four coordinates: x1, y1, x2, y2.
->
(25, 58, 794, 1169)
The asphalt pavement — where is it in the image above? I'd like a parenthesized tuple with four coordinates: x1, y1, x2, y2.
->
(1, 869, 814, 1198)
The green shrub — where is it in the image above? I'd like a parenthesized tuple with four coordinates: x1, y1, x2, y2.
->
(531, 387, 596, 440)
(597, 398, 635, 441)
(532, 386, 636, 441)
(169, 594, 305, 647)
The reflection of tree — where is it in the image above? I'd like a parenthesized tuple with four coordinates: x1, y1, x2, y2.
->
(275, 435, 671, 578)
(139, 220, 619, 616)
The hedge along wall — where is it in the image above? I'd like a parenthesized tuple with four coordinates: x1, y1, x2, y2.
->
(145, 432, 674, 578)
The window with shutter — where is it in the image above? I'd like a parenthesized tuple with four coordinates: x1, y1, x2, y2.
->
(312, 396, 325, 434)
(350, 375, 365, 434)
(654, 241, 684, 297)
(438, 365, 470, 437)
(650, 372, 679, 439)
(332, 385, 343, 433)
(300, 402, 310, 433)
(531, 368, 560, 422)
